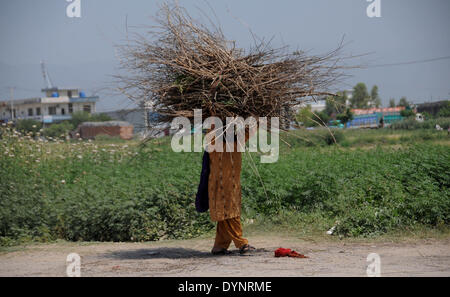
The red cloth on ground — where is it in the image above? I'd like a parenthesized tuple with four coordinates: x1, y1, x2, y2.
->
(274, 248, 308, 258)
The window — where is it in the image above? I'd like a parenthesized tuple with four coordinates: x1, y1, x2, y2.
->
(61, 108, 65, 115)
(68, 103, 73, 113)
(49, 106, 57, 115)
(36, 107, 41, 116)
(83, 104, 91, 113)
(68, 90, 72, 98)
(28, 108, 33, 116)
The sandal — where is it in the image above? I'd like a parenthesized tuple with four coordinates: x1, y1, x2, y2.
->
(211, 248, 232, 255)
(239, 244, 256, 254)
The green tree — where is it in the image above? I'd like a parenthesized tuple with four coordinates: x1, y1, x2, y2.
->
(436, 101, 450, 118)
(397, 97, 409, 107)
(70, 111, 112, 128)
(400, 109, 415, 118)
(296, 105, 329, 127)
(325, 91, 348, 116)
(351, 83, 370, 108)
(336, 108, 354, 125)
(370, 85, 381, 107)
(389, 98, 396, 108)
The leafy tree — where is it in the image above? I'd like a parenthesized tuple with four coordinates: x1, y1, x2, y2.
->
(325, 91, 347, 116)
(336, 108, 354, 125)
(400, 109, 415, 118)
(91, 113, 112, 122)
(351, 83, 370, 108)
(296, 105, 329, 127)
(370, 85, 381, 107)
(316, 111, 330, 125)
(436, 101, 450, 118)
(70, 111, 112, 128)
(397, 97, 409, 107)
(421, 111, 433, 120)
(389, 98, 396, 108)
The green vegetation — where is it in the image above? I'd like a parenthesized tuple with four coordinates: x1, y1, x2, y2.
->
(389, 117, 450, 130)
(42, 121, 74, 139)
(15, 119, 42, 136)
(39, 111, 113, 139)
(69, 111, 112, 128)
(295, 105, 330, 127)
(437, 101, 450, 118)
(0, 123, 449, 246)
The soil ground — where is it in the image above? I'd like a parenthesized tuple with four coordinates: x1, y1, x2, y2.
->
(0, 234, 449, 277)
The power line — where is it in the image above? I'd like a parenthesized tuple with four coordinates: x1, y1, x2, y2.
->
(368, 55, 450, 68)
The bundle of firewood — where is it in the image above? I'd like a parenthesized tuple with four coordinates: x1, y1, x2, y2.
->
(117, 3, 345, 125)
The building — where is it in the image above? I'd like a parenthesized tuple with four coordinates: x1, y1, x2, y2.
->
(293, 97, 327, 114)
(416, 100, 449, 116)
(0, 87, 98, 124)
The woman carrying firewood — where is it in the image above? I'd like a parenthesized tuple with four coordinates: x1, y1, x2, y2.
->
(197, 125, 256, 255)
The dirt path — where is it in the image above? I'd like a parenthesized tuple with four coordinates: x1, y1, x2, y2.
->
(0, 235, 449, 277)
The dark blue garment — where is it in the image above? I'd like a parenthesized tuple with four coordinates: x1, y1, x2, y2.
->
(195, 151, 210, 212)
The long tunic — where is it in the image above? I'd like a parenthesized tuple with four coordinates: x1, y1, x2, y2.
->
(208, 148, 243, 222)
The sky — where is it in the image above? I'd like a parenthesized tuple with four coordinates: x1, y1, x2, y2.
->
(0, 0, 449, 112)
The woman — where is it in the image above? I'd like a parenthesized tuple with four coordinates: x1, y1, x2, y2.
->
(207, 126, 256, 255)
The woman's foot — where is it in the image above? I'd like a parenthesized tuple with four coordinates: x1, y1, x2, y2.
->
(239, 244, 256, 255)
(211, 248, 232, 255)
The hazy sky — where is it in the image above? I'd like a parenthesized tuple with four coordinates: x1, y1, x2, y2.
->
(0, 0, 449, 111)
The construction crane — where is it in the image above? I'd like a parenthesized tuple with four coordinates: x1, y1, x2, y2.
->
(40, 60, 55, 89)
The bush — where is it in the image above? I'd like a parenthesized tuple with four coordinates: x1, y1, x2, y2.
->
(0, 124, 449, 245)
(15, 119, 42, 135)
(389, 118, 450, 130)
(437, 102, 450, 118)
(43, 122, 74, 138)
(70, 111, 112, 128)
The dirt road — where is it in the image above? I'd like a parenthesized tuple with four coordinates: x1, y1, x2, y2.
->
(0, 235, 449, 277)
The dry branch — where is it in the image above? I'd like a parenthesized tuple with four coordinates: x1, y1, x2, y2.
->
(116, 3, 347, 126)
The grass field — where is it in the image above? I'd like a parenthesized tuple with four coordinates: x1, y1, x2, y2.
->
(1, 124, 449, 246)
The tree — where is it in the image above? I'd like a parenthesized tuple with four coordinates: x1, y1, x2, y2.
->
(336, 108, 354, 125)
(370, 85, 381, 107)
(398, 97, 409, 107)
(436, 101, 450, 118)
(70, 111, 112, 128)
(351, 83, 370, 108)
(389, 98, 396, 108)
(296, 105, 329, 127)
(324, 91, 347, 116)
(400, 109, 415, 118)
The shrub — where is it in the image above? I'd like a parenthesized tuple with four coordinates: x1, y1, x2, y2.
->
(70, 111, 112, 128)
(43, 122, 74, 138)
(0, 124, 449, 245)
(389, 118, 450, 130)
(15, 119, 42, 135)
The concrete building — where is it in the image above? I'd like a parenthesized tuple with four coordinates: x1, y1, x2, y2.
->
(293, 97, 327, 114)
(0, 87, 98, 124)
